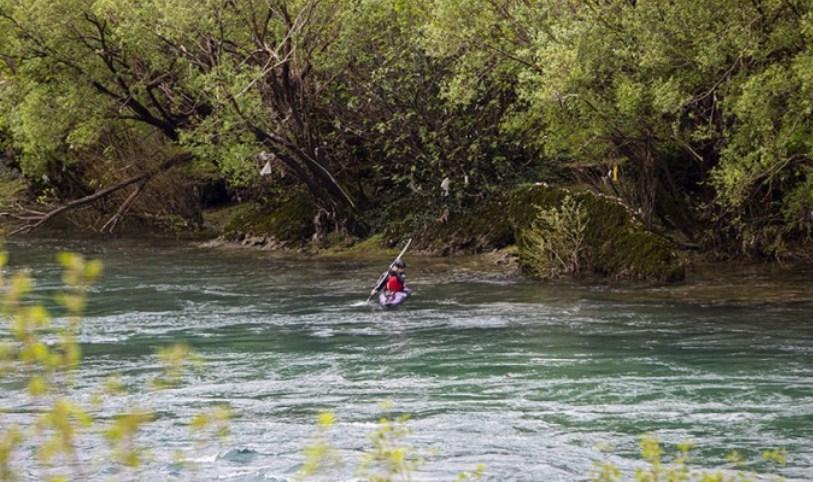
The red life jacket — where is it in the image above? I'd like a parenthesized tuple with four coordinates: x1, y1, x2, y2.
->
(386, 274, 404, 292)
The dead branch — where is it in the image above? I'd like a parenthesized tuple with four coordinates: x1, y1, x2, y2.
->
(100, 178, 148, 233)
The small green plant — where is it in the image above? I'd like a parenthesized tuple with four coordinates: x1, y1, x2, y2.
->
(519, 194, 588, 278)
(0, 176, 26, 211)
(34, 186, 57, 206)
(152, 343, 205, 389)
(457, 463, 486, 481)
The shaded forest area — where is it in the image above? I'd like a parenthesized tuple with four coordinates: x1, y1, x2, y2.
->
(1, 0, 812, 265)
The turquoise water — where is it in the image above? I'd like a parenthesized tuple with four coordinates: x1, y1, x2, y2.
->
(2, 238, 812, 480)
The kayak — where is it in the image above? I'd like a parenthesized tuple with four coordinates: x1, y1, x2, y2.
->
(379, 289, 410, 308)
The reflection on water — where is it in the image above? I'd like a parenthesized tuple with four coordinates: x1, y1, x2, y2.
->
(2, 237, 813, 481)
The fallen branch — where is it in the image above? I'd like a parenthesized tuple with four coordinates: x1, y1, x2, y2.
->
(100, 178, 148, 233)
(7, 152, 193, 236)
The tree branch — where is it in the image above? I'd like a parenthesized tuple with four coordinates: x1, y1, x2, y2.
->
(100, 178, 148, 232)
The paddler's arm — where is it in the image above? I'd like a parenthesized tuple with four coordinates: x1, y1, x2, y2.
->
(371, 271, 390, 295)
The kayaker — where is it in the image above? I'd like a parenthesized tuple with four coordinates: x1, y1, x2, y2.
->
(371, 259, 410, 298)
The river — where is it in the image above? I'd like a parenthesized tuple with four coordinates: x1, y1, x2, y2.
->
(2, 238, 812, 481)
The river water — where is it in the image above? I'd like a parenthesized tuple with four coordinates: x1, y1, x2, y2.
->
(2, 238, 812, 481)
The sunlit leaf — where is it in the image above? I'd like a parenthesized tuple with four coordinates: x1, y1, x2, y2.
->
(317, 411, 335, 428)
(762, 448, 787, 465)
(27, 375, 48, 396)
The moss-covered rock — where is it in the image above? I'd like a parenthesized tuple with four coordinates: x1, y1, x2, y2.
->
(222, 190, 315, 247)
(508, 184, 685, 282)
(381, 196, 514, 255)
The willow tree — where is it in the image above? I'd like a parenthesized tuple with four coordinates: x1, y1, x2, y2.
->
(169, 0, 527, 233)
(146, 0, 366, 233)
(0, 0, 364, 234)
(300, 0, 538, 234)
(425, 0, 813, 254)
(0, 0, 208, 232)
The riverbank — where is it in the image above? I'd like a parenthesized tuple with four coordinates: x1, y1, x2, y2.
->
(198, 233, 813, 301)
(194, 184, 689, 283)
(3, 181, 811, 285)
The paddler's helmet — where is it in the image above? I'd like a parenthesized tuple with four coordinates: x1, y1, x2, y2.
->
(393, 259, 406, 268)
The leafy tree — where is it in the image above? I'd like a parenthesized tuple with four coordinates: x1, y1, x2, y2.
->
(0, 0, 205, 232)
(1, 0, 543, 237)
(2, 0, 811, 254)
(0, 1, 363, 234)
(151, 0, 365, 232)
(424, 0, 813, 255)
(319, 0, 537, 232)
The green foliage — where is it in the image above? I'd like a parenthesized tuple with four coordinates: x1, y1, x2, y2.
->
(357, 401, 420, 481)
(518, 194, 588, 278)
(0, 0, 126, 178)
(456, 463, 486, 481)
(381, 195, 515, 254)
(509, 184, 685, 281)
(152, 343, 204, 390)
(190, 405, 232, 442)
(762, 449, 787, 466)
(2, 0, 812, 252)
(0, 176, 26, 228)
(299, 401, 485, 482)
(319, 0, 538, 213)
(0, 427, 23, 481)
(223, 190, 316, 244)
(0, 250, 231, 480)
(780, 167, 813, 241)
(425, 0, 813, 255)
(299, 410, 340, 478)
(1, 251, 103, 479)
(103, 410, 154, 468)
(297, 407, 788, 481)
(11, 82, 105, 177)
